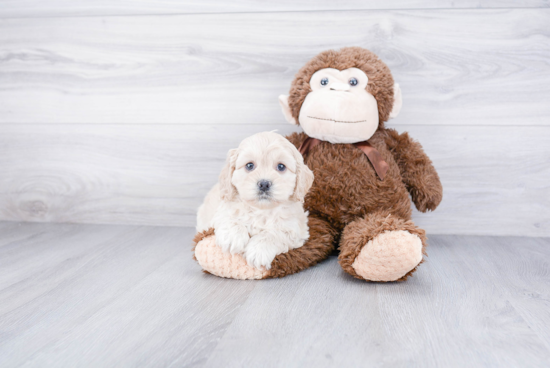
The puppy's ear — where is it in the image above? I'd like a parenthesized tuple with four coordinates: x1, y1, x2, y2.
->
(290, 148, 314, 202)
(219, 148, 239, 201)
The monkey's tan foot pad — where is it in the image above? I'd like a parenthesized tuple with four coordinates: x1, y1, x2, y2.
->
(194, 235, 268, 280)
(352, 230, 423, 282)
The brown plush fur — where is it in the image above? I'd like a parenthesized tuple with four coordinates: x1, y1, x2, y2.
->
(385, 129, 443, 212)
(265, 216, 338, 279)
(192, 228, 215, 261)
(193, 47, 442, 282)
(280, 47, 442, 281)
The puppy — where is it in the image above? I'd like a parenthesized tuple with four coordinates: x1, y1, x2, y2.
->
(196, 131, 314, 269)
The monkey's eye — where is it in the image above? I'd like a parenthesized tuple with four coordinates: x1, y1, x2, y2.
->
(245, 162, 255, 171)
(320, 78, 329, 86)
(349, 77, 358, 86)
(277, 163, 286, 172)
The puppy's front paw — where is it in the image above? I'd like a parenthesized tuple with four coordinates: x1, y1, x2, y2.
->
(244, 237, 278, 270)
(216, 226, 250, 255)
(228, 229, 250, 255)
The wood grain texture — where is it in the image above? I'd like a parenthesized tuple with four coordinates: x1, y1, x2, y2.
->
(1, 222, 549, 367)
(0, 9, 549, 126)
(0, 0, 548, 18)
(206, 235, 550, 368)
(0, 223, 256, 367)
(0, 124, 300, 228)
(1, 124, 548, 236)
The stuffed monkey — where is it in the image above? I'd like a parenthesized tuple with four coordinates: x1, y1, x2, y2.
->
(194, 47, 442, 281)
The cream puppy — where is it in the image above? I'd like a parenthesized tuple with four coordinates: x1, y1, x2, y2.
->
(196, 132, 314, 269)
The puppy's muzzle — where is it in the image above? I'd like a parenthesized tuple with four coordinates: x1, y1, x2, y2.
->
(257, 180, 272, 193)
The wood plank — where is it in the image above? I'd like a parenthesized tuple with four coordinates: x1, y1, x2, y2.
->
(0, 9, 549, 126)
(467, 236, 550, 352)
(204, 234, 550, 367)
(0, 123, 298, 228)
(1, 223, 549, 367)
(0, 221, 40, 247)
(0, 124, 548, 236)
(0, 223, 132, 312)
(0, 223, 257, 367)
(205, 255, 387, 367)
(372, 235, 550, 368)
(0, 1, 547, 18)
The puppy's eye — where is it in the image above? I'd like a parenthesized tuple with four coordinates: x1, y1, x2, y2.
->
(277, 163, 286, 172)
(320, 78, 329, 86)
(349, 77, 358, 86)
(245, 162, 255, 171)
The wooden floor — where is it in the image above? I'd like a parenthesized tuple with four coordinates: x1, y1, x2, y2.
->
(1, 222, 549, 367)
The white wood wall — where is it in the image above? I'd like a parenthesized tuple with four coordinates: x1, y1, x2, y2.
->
(0, 1, 549, 236)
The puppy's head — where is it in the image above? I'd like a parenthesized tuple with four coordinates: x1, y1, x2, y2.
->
(219, 131, 314, 209)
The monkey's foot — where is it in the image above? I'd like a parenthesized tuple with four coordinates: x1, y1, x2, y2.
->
(193, 232, 268, 280)
(339, 215, 427, 282)
(352, 230, 423, 282)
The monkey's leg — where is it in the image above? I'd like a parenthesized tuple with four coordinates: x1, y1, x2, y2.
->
(265, 215, 337, 278)
(338, 213, 427, 282)
(193, 216, 336, 280)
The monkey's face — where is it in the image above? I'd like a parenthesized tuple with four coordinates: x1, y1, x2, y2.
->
(279, 48, 403, 144)
(298, 68, 379, 144)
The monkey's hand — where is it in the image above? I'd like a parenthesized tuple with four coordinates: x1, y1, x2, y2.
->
(408, 172, 443, 212)
(385, 129, 443, 212)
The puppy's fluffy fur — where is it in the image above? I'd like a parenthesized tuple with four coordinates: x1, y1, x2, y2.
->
(197, 132, 314, 269)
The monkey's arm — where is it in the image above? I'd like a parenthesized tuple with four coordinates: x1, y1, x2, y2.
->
(385, 129, 443, 212)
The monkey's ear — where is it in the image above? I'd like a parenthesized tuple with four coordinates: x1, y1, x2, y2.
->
(389, 83, 403, 119)
(278, 95, 298, 125)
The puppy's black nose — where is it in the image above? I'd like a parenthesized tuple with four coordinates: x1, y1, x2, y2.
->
(258, 180, 272, 192)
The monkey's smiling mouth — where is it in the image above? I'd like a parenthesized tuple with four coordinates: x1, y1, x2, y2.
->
(307, 116, 367, 124)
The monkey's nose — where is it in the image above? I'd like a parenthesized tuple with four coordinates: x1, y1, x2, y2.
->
(330, 82, 350, 92)
(258, 180, 272, 192)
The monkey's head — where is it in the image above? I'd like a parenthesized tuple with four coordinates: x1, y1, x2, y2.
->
(279, 47, 402, 144)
